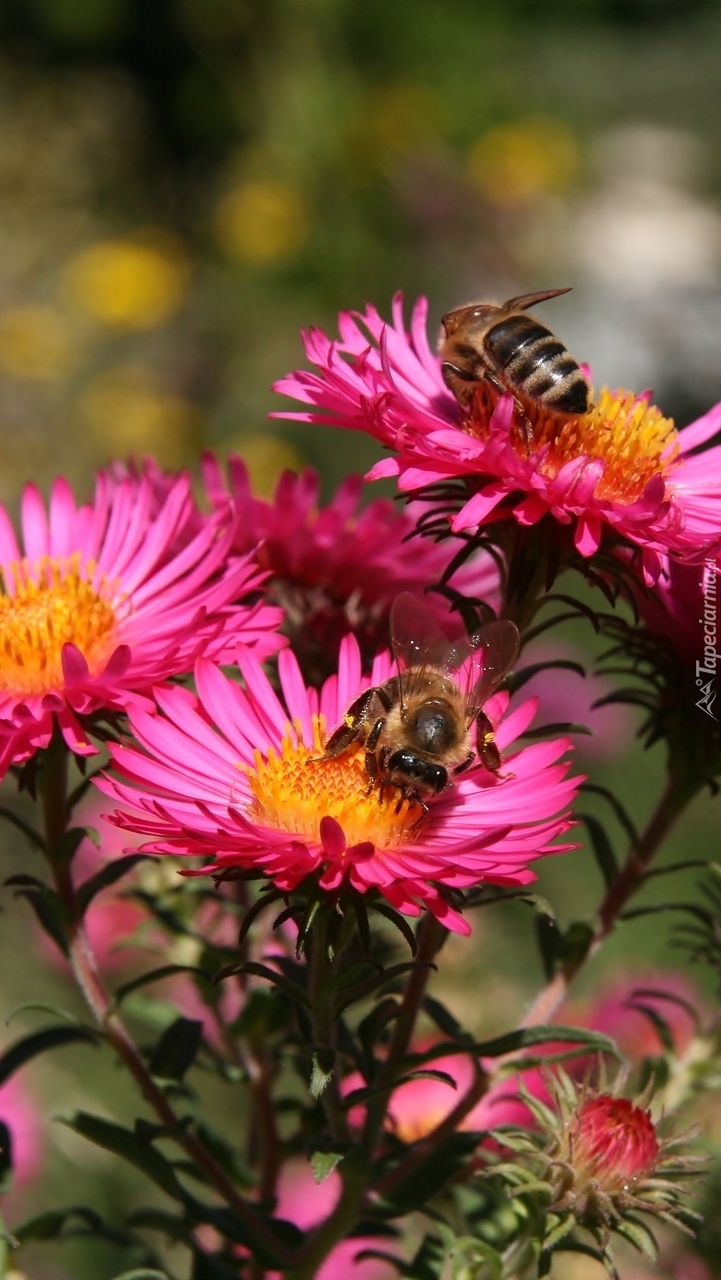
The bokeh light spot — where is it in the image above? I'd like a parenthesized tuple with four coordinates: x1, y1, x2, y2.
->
(214, 180, 310, 265)
(63, 237, 190, 328)
(469, 116, 579, 206)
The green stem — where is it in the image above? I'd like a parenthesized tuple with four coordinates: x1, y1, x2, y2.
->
(38, 737, 294, 1269)
(371, 1059, 487, 1201)
(308, 910, 349, 1144)
(286, 1158, 368, 1280)
(362, 913, 446, 1155)
(522, 776, 696, 1028)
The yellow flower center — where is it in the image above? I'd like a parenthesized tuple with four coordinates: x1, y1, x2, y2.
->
(466, 383, 679, 505)
(0, 556, 119, 694)
(246, 716, 424, 850)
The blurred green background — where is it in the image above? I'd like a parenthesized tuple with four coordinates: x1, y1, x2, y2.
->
(1, 1, 721, 1276)
(0, 0, 720, 498)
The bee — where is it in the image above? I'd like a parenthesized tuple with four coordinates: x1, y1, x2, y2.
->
(321, 592, 520, 809)
(438, 288, 590, 436)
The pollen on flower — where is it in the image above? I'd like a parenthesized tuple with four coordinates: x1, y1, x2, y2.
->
(0, 556, 118, 694)
(467, 383, 679, 505)
(246, 714, 424, 849)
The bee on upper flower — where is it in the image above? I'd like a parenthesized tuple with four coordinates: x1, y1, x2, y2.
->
(274, 293, 721, 582)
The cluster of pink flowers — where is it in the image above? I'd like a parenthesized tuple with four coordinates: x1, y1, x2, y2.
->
(0, 286, 717, 1275)
(274, 296, 721, 580)
(0, 445, 584, 935)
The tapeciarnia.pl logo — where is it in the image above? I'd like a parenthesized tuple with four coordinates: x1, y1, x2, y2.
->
(696, 559, 720, 719)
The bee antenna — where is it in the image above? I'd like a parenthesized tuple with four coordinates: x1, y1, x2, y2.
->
(504, 287, 573, 312)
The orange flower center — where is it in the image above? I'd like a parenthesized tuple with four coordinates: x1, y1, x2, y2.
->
(0, 556, 119, 694)
(246, 715, 424, 850)
(466, 383, 678, 505)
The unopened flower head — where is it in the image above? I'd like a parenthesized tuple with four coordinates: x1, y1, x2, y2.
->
(0, 465, 284, 770)
(274, 295, 721, 582)
(522, 1070, 700, 1248)
(98, 636, 579, 934)
(200, 453, 499, 684)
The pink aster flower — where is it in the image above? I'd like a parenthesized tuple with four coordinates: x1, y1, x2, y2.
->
(0, 465, 284, 769)
(238, 1160, 398, 1280)
(0, 1071, 44, 1191)
(200, 454, 499, 683)
(274, 294, 721, 580)
(572, 972, 701, 1063)
(632, 553, 719, 667)
(98, 636, 579, 935)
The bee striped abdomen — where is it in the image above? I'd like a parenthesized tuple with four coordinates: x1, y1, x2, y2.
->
(485, 316, 590, 416)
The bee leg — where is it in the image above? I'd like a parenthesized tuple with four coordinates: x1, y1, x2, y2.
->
(322, 688, 377, 758)
(407, 794, 430, 829)
(452, 752, 475, 776)
(363, 744, 379, 796)
(476, 711, 502, 774)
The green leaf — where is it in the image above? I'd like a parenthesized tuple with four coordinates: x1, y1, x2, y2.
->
(216, 960, 310, 1008)
(578, 812, 619, 890)
(9, 882, 71, 956)
(55, 826, 91, 868)
(110, 1272, 171, 1280)
(310, 1052, 334, 1099)
(125, 1208, 193, 1244)
(57, 1112, 187, 1202)
(231, 987, 288, 1042)
(0, 1121, 12, 1189)
(615, 1216, 658, 1261)
(407, 1024, 620, 1064)
(76, 854, 151, 913)
(13, 1205, 106, 1243)
(378, 1131, 480, 1215)
(0, 806, 45, 850)
(149, 1017, 204, 1082)
(0, 1025, 98, 1087)
(422, 996, 470, 1042)
(184, 1200, 302, 1269)
(4, 1001, 82, 1026)
(114, 965, 213, 1007)
(369, 900, 418, 953)
(310, 1150, 344, 1183)
(559, 921, 594, 968)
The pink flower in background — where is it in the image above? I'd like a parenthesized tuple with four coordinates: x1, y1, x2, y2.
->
(200, 455, 500, 683)
(98, 636, 579, 935)
(0, 1072, 43, 1190)
(632, 554, 720, 665)
(575, 972, 701, 1062)
(0, 465, 284, 771)
(369, 1051, 535, 1143)
(516, 637, 633, 760)
(274, 294, 721, 580)
(254, 1161, 398, 1279)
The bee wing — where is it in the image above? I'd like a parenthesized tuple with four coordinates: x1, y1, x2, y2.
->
(390, 593, 453, 707)
(443, 619, 520, 726)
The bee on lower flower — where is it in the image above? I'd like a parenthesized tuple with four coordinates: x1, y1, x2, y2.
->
(321, 592, 520, 809)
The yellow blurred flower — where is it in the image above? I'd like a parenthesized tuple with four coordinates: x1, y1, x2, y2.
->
(79, 366, 199, 466)
(469, 116, 579, 207)
(0, 305, 77, 380)
(214, 180, 310, 265)
(227, 432, 303, 498)
(63, 237, 190, 328)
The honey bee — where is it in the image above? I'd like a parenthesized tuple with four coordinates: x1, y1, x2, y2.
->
(322, 593, 520, 809)
(438, 288, 590, 436)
